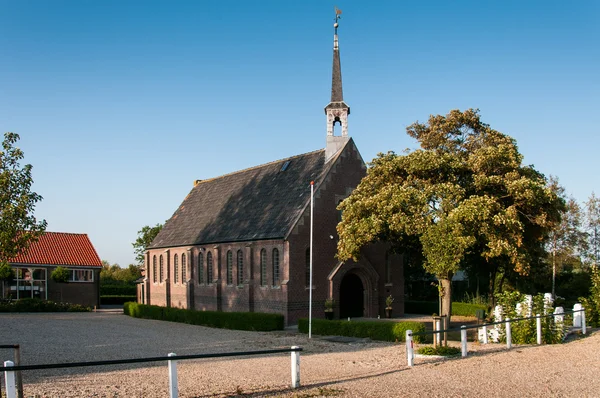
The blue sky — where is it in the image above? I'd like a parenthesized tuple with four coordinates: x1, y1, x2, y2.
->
(2, 1, 598, 267)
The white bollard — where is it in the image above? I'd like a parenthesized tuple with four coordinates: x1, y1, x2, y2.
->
(573, 303, 582, 327)
(553, 306, 564, 325)
(4, 360, 17, 398)
(168, 353, 178, 398)
(582, 309, 586, 335)
(461, 326, 467, 357)
(536, 314, 542, 345)
(482, 325, 488, 344)
(291, 346, 300, 388)
(505, 318, 512, 349)
(406, 330, 414, 367)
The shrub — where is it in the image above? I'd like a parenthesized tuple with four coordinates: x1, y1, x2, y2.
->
(579, 265, 600, 327)
(405, 300, 487, 317)
(452, 302, 488, 317)
(297, 318, 427, 343)
(100, 295, 137, 305)
(0, 298, 90, 312)
(123, 302, 284, 331)
(100, 284, 137, 296)
(417, 345, 461, 356)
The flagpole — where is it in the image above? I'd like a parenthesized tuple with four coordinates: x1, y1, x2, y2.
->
(309, 181, 314, 339)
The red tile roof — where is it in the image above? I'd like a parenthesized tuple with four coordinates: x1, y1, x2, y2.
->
(9, 232, 103, 267)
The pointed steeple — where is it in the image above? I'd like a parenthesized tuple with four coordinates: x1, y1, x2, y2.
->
(325, 8, 350, 161)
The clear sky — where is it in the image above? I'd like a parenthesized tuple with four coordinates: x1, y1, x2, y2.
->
(2, 1, 598, 267)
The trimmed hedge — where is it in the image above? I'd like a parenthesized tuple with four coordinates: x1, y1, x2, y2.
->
(100, 295, 137, 305)
(0, 298, 90, 312)
(298, 318, 427, 343)
(100, 284, 137, 296)
(405, 301, 487, 317)
(123, 302, 284, 331)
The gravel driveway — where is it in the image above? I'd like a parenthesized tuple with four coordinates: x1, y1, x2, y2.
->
(0, 312, 598, 397)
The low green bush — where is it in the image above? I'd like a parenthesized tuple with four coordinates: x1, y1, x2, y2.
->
(417, 345, 461, 356)
(297, 318, 427, 343)
(100, 284, 137, 296)
(100, 295, 137, 305)
(0, 298, 90, 312)
(123, 302, 284, 331)
(405, 300, 487, 317)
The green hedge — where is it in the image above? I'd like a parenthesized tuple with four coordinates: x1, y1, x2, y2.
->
(0, 298, 90, 312)
(405, 301, 487, 317)
(123, 302, 284, 331)
(100, 295, 137, 305)
(100, 284, 137, 296)
(297, 318, 427, 343)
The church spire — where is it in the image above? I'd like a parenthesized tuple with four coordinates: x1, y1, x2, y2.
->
(325, 8, 350, 161)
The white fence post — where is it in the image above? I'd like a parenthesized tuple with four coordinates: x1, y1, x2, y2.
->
(536, 314, 542, 344)
(482, 325, 488, 344)
(291, 346, 300, 388)
(505, 318, 512, 349)
(3, 360, 17, 398)
(461, 326, 467, 357)
(406, 330, 414, 367)
(573, 303, 582, 328)
(581, 308, 586, 335)
(168, 353, 178, 398)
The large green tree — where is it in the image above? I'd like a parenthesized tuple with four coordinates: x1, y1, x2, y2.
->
(0, 132, 47, 264)
(585, 193, 600, 265)
(132, 223, 163, 265)
(336, 109, 563, 321)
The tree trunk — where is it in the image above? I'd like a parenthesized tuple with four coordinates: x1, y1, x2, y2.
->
(439, 277, 452, 324)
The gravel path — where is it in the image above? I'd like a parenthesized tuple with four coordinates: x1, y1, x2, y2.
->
(1, 312, 598, 397)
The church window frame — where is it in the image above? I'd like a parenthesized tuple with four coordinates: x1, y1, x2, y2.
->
(226, 250, 233, 285)
(260, 249, 267, 287)
(173, 254, 179, 284)
(198, 251, 204, 284)
(272, 248, 280, 287)
(159, 255, 164, 283)
(152, 255, 157, 284)
(237, 249, 244, 286)
(182, 253, 187, 283)
(207, 252, 213, 284)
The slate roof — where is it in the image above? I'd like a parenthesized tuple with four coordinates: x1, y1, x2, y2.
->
(9, 232, 103, 267)
(150, 148, 335, 249)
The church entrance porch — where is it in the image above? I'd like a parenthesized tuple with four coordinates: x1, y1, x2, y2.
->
(339, 272, 364, 318)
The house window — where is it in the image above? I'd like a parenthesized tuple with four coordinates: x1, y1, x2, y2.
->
(70, 269, 94, 282)
(237, 250, 244, 285)
(198, 252, 204, 284)
(207, 252, 213, 283)
(159, 255, 164, 283)
(182, 253, 187, 283)
(153, 255, 157, 283)
(174, 254, 179, 284)
(272, 248, 280, 286)
(305, 248, 311, 287)
(260, 249, 267, 286)
(226, 250, 233, 285)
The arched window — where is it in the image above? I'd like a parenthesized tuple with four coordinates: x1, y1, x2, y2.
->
(272, 248, 280, 286)
(159, 255, 164, 283)
(260, 249, 267, 286)
(173, 254, 179, 284)
(305, 248, 311, 287)
(226, 250, 233, 285)
(237, 250, 244, 285)
(182, 253, 187, 283)
(207, 252, 213, 283)
(153, 255, 157, 283)
(197, 252, 204, 284)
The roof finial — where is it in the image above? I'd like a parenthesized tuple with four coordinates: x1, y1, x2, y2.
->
(334, 7, 342, 40)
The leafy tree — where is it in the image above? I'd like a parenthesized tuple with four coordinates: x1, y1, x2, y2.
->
(0, 261, 15, 298)
(51, 266, 70, 302)
(337, 109, 563, 322)
(585, 193, 600, 265)
(100, 261, 142, 285)
(0, 132, 47, 262)
(132, 224, 163, 265)
(580, 265, 600, 327)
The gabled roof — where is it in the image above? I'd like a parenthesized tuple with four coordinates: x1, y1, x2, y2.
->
(150, 147, 336, 249)
(9, 232, 103, 267)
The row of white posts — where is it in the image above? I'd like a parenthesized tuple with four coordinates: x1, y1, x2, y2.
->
(405, 305, 587, 367)
(3, 347, 302, 398)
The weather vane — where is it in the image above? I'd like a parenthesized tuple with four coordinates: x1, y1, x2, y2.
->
(334, 6, 342, 24)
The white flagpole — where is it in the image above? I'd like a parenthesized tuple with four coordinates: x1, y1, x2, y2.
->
(309, 181, 314, 339)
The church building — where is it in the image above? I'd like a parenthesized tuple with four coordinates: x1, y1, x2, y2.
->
(143, 15, 404, 325)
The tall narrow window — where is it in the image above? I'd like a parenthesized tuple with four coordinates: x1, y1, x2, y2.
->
(260, 249, 267, 286)
(182, 253, 187, 282)
(173, 254, 179, 284)
(198, 252, 204, 284)
(226, 250, 233, 285)
(153, 255, 157, 283)
(159, 255, 164, 283)
(385, 252, 392, 284)
(207, 252, 213, 283)
(305, 248, 311, 287)
(272, 248, 280, 286)
(237, 250, 244, 285)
